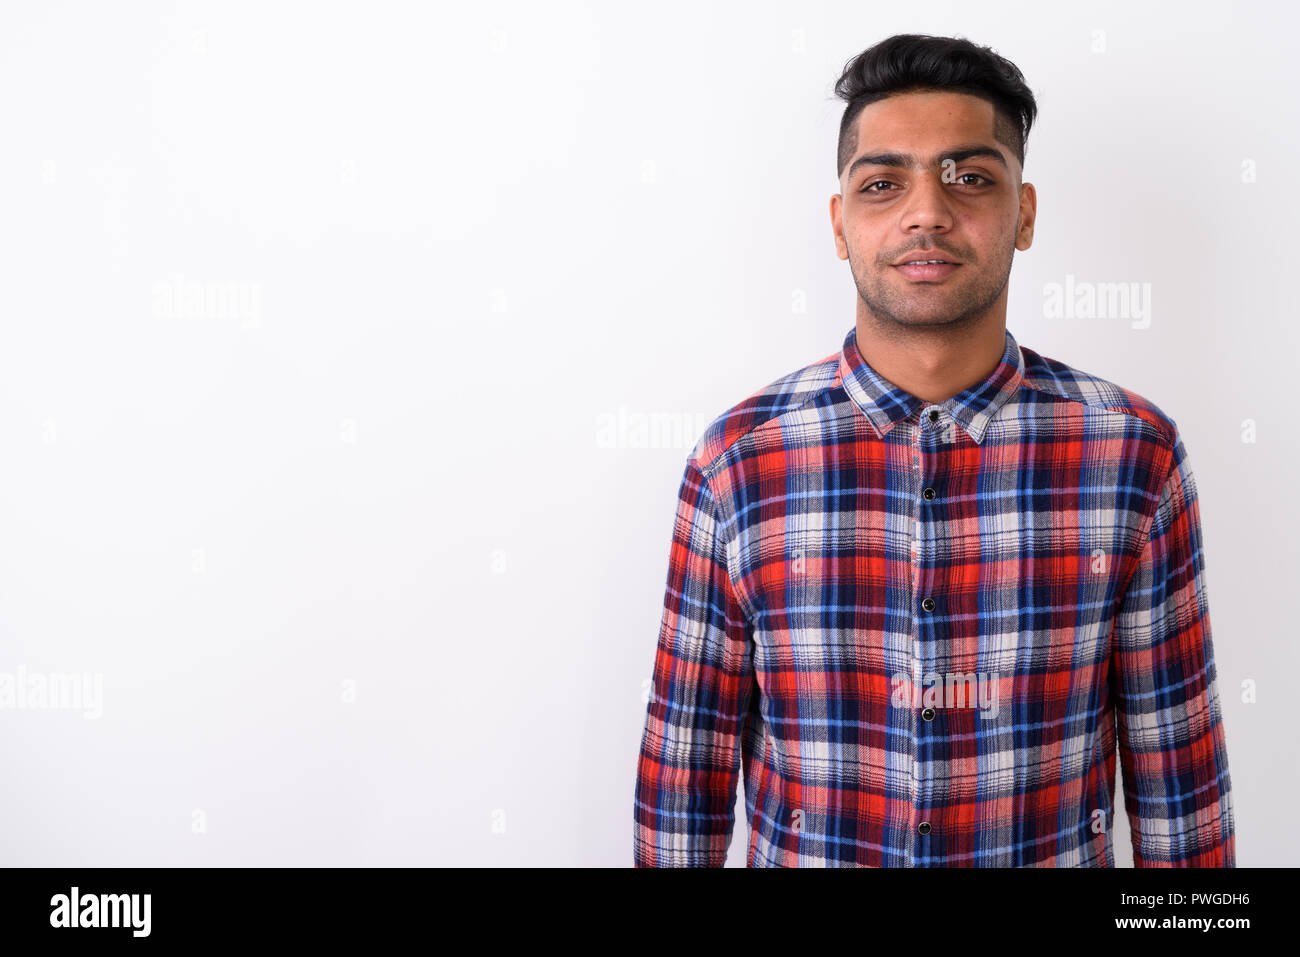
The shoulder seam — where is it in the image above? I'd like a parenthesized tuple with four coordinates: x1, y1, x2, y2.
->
(1017, 377, 1178, 445)
(693, 355, 842, 478)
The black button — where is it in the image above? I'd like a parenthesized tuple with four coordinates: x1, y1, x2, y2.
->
(921, 597, 935, 612)
(922, 707, 935, 721)
(918, 822, 932, 835)
(923, 487, 936, 500)
(927, 409, 939, 422)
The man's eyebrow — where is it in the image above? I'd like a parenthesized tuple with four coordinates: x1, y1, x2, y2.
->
(846, 144, 1008, 181)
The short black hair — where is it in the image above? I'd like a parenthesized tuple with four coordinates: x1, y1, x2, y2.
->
(833, 34, 1038, 181)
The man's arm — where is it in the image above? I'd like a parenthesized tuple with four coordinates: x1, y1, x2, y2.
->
(634, 456, 756, 867)
(1111, 427, 1235, 866)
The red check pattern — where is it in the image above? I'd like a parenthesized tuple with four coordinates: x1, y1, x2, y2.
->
(634, 324, 1235, 867)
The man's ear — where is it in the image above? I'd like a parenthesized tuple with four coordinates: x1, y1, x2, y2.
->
(1015, 181, 1037, 251)
(830, 193, 848, 260)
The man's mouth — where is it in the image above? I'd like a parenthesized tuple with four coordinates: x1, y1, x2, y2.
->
(893, 260, 961, 281)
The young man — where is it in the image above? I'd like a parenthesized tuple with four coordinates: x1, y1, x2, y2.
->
(633, 34, 1235, 867)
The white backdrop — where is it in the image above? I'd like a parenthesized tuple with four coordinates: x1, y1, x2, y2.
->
(0, 0, 1294, 867)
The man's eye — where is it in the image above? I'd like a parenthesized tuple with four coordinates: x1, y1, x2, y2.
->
(859, 174, 991, 193)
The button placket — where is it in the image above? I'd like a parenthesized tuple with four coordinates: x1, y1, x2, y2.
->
(916, 406, 943, 860)
(912, 410, 930, 860)
(906, 416, 922, 841)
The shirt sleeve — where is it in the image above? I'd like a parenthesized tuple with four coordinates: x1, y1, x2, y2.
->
(1111, 428, 1236, 867)
(634, 456, 757, 867)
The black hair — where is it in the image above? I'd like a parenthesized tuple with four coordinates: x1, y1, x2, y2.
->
(833, 34, 1038, 181)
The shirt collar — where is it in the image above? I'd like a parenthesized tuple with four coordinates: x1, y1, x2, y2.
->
(836, 324, 1025, 444)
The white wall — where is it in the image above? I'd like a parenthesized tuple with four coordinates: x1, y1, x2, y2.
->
(0, 0, 1292, 866)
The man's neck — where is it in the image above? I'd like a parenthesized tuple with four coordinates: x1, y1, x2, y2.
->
(852, 315, 1007, 405)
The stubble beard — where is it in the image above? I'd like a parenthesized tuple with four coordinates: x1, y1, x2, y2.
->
(847, 242, 1015, 341)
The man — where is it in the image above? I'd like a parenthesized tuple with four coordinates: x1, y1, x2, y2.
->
(633, 33, 1235, 867)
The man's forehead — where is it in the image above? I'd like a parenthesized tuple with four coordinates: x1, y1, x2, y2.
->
(855, 90, 997, 137)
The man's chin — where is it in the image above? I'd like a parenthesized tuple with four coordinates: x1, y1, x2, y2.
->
(877, 305, 967, 327)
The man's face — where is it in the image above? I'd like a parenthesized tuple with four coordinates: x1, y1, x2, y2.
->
(830, 90, 1036, 330)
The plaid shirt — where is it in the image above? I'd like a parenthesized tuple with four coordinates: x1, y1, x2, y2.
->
(634, 324, 1235, 867)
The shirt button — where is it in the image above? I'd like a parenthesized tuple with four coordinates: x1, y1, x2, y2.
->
(927, 409, 939, 423)
(922, 487, 936, 501)
(921, 597, 935, 612)
(921, 707, 935, 721)
(918, 822, 932, 835)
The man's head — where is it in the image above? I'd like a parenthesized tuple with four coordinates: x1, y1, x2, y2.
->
(829, 34, 1039, 334)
